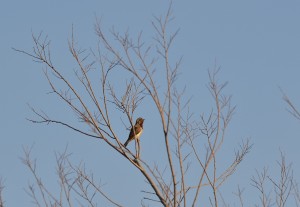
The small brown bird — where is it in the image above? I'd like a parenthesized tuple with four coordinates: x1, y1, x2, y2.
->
(124, 117, 145, 147)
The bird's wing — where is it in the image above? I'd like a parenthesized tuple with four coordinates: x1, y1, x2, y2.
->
(134, 124, 142, 134)
(128, 124, 142, 139)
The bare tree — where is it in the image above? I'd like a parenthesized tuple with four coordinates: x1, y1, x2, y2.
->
(293, 181, 300, 207)
(281, 90, 300, 207)
(15, 3, 252, 207)
(21, 146, 123, 207)
(221, 87, 300, 207)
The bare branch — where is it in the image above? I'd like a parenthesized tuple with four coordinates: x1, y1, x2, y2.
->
(233, 186, 245, 207)
(281, 89, 300, 120)
(251, 168, 272, 207)
(268, 151, 293, 207)
(0, 178, 4, 207)
(27, 105, 102, 140)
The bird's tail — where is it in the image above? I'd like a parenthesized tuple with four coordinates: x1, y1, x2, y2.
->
(124, 139, 130, 147)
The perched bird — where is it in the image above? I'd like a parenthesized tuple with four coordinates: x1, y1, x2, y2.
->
(124, 117, 145, 147)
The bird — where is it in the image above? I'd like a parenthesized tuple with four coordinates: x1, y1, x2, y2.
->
(124, 117, 145, 147)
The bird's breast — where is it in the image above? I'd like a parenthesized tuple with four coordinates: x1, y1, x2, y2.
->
(135, 129, 143, 139)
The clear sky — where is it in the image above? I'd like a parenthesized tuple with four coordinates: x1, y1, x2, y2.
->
(1, 0, 300, 206)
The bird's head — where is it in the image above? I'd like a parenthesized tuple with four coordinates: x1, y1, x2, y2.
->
(136, 117, 145, 126)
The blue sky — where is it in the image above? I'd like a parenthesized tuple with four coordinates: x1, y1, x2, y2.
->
(1, 0, 300, 206)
